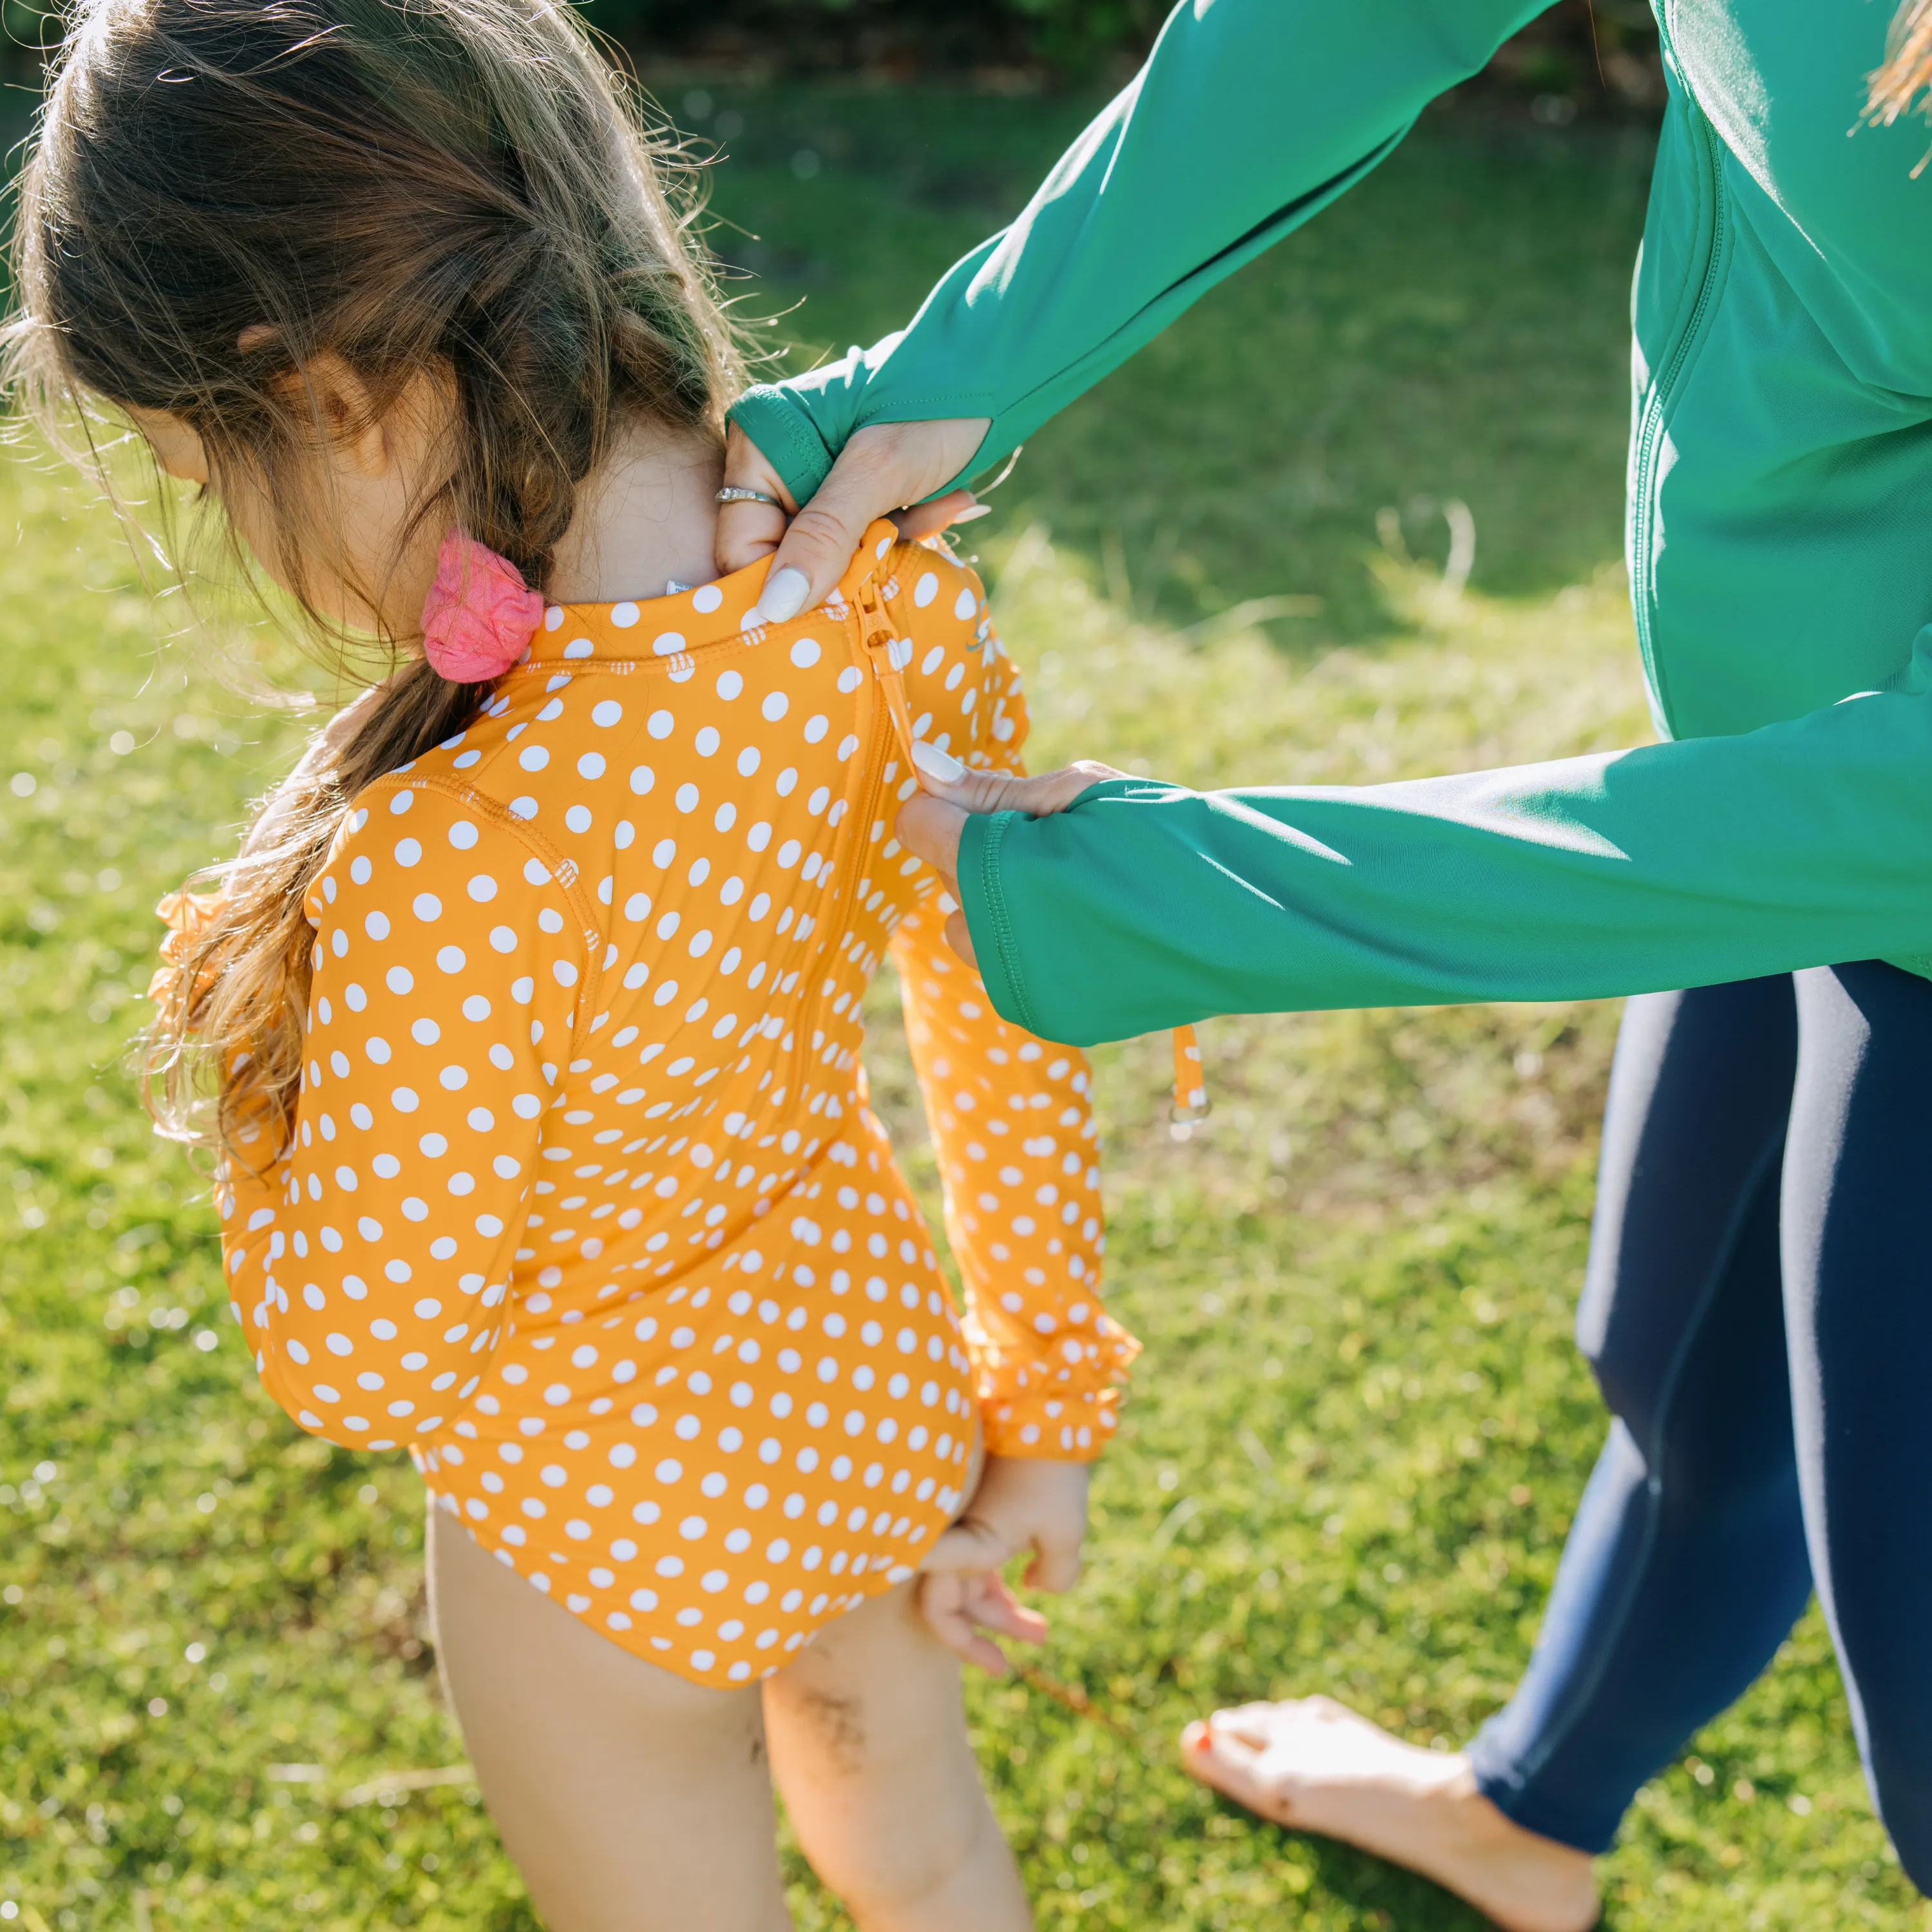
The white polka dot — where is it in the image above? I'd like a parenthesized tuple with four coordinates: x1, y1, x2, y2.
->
(630, 766, 655, 795)
(564, 638, 593, 659)
(611, 601, 640, 629)
(448, 820, 480, 850)
(716, 670, 743, 701)
(519, 745, 549, 771)
(914, 572, 938, 607)
(648, 711, 674, 739)
(954, 587, 977, 620)
(412, 894, 442, 922)
(653, 632, 687, 657)
(591, 701, 623, 728)
(468, 875, 497, 903)
(736, 746, 760, 777)
(394, 838, 422, 867)
(761, 692, 788, 722)
(694, 726, 720, 757)
(565, 805, 592, 833)
(692, 584, 723, 612)
(790, 637, 820, 668)
(837, 665, 862, 694)
(436, 947, 466, 974)
(675, 784, 699, 813)
(577, 752, 606, 779)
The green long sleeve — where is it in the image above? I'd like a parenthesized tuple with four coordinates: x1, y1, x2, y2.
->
(726, 0, 1550, 506)
(956, 666, 1932, 1048)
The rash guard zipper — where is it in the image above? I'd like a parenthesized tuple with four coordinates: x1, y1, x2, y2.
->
(1629, 77, 1729, 736)
(781, 585, 895, 1117)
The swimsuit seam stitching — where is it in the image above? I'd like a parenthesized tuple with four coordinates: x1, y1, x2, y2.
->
(979, 813, 1037, 1034)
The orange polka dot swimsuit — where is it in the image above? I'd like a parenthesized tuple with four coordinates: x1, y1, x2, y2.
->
(200, 524, 1138, 1689)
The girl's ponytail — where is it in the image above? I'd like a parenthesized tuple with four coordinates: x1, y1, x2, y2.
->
(5, 0, 741, 1164)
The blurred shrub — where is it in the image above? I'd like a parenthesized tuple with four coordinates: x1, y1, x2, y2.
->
(0, 0, 1664, 102)
(1484, 0, 1665, 118)
(590, 0, 1662, 100)
(586, 0, 1168, 74)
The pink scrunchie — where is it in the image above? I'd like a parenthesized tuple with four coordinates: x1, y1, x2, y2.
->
(421, 529, 545, 683)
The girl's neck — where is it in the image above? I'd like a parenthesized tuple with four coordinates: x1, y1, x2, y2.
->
(545, 417, 723, 605)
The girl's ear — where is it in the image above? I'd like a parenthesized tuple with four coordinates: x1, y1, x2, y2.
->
(285, 352, 459, 489)
(290, 349, 392, 482)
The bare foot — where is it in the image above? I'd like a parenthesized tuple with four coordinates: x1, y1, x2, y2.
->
(1180, 1697, 1600, 1932)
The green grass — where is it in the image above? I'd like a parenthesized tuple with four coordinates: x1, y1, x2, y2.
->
(0, 80, 1918, 1932)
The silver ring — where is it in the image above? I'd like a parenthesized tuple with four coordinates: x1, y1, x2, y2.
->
(716, 486, 781, 507)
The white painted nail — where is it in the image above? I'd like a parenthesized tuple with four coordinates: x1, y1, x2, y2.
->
(755, 565, 810, 624)
(911, 739, 967, 784)
(947, 503, 992, 524)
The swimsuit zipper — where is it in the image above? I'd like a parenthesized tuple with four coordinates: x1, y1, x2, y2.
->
(778, 585, 895, 1114)
(1629, 71, 1728, 733)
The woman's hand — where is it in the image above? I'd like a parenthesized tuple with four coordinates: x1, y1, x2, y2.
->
(895, 755, 1129, 967)
(715, 417, 992, 619)
(917, 1455, 1094, 1674)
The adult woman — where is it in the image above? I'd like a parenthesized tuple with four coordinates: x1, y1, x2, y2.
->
(717, 3, 1932, 1927)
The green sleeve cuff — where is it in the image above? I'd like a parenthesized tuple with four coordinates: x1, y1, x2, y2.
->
(958, 808, 1039, 1034)
(726, 386, 838, 508)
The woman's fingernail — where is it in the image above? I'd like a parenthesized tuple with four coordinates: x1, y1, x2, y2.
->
(755, 566, 810, 624)
(911, 739, 967, 784)
(947, 503, 992, 524)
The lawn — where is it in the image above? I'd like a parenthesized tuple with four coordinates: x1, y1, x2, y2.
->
(0, 75, 1918, 1932)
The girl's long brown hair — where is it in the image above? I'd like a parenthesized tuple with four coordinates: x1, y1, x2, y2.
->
(6, 0, 740, 1168)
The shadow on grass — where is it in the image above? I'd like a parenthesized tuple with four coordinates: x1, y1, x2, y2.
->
(1200, 1789, 1610, 1932)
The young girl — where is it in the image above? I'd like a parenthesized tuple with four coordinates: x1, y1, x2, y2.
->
(8, 3, 1135, 1925)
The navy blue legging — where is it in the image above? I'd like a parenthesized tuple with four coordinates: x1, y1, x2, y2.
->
(1464, 962, 1932, 1880)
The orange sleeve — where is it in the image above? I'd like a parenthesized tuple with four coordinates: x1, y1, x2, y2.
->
(882, 542, 1138, 1459)
(217, 782, 591, 1452)
(889, 913, 1133, 1458)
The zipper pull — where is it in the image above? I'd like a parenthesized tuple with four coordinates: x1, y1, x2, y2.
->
(856, 580, 917, 760)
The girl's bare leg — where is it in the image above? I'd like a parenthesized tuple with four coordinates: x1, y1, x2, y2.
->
(765, 1580, 1032, 1932)
(428, 1509, 792, 1932)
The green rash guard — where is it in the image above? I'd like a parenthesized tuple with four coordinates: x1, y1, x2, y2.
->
(729, 0, 1932, 1046)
